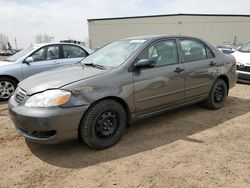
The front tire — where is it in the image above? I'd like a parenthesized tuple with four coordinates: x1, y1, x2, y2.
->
(203, 79, 228, 109)
(0, 77, 17, 101)
(79, 100, 127, 150)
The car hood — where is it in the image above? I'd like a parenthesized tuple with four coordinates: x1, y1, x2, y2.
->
(19, 65, 110, 95)
(232, 51, 250, 65)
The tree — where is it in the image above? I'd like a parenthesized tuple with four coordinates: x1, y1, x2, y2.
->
(35, 34, 54, 44)
(0, 33, 9, 50)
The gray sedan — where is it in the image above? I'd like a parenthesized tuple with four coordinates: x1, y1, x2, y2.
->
(0, 43, 93, 100)
(9, 35, 237, 149)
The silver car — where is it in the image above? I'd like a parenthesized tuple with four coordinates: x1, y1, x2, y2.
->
(0, 43, 93, 100)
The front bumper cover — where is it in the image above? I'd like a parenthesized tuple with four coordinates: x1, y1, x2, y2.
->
(8, 96, 88, 144)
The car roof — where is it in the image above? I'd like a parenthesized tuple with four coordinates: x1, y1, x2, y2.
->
(123, 35, 203, 41)
(33, 42, 84, 47)
(32, 43, 93, 53)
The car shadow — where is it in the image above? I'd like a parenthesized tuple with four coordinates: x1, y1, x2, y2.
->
(26, 96, 250, 169)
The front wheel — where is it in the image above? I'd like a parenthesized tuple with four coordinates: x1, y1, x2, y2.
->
(203, 79, 228, 110)
(0, 77, 17, 101)
(79, 100, 127, 150)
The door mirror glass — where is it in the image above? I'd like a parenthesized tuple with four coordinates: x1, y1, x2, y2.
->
(25, 57, 34, 63)
(134, 59, 156, 70)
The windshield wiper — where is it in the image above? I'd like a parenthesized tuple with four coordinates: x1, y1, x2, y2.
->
(83, 63, 106, 70)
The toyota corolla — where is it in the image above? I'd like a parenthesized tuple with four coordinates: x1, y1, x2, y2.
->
(9, 36, 238, 149)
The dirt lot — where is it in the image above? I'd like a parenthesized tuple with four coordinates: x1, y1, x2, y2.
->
(0, 84, 249, 188)
(0, 56, 7, 61)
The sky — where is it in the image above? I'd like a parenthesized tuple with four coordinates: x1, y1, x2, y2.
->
(1, 0, 250, 48)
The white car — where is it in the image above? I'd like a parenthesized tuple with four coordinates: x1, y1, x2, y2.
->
(232, 41, 250, 83)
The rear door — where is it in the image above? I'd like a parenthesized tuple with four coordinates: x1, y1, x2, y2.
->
(60, 44, 88, 66)
(179, 38, 216, 100)
(133, 39, 185, 116)
(22, 45, 61, 79)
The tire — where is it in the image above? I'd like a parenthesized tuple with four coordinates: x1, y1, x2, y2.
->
(79, 100, 127, 150)
(203, 79, 228, 110)
(0, 77, 17, 101)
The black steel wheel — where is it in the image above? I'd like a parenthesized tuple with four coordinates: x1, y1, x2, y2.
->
(79, 99, 127, 150)
(203, 79, 228, 109)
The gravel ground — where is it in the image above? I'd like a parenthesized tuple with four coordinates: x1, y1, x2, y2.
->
(0, 56, 7, 61)
(0, 84, 249, 188)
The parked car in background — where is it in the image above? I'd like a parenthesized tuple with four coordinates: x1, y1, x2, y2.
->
(217, 45, 235, 54)
(9, 35, 237, 149)
(232, 41, 250, 83)
(0, 50, 15, 56)
(0, 43, 93, 100)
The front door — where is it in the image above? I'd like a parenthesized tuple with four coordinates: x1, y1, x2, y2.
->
(22, 45, 61, 79)
(133, 39, 185, 117)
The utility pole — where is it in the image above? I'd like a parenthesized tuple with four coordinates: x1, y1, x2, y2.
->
(14, 37, 17, 49)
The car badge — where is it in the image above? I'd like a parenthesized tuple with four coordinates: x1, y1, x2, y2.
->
(239, 63, 245, 68)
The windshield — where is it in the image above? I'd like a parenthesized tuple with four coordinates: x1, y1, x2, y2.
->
(6, 47, 35, 62)
(239, 41, 250, 53)
(81, 39, 147, 68)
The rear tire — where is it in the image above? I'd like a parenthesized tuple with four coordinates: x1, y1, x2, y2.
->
(79, 100, 127, 150)
(203, 79, 227, 110)
(0, 77, 17, 101)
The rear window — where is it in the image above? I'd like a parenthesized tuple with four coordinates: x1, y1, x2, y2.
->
(180, 39, 214, 62)
(62, 45, 87, 58)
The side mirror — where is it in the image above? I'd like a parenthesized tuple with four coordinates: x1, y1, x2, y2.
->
(134, 59, 156, 70)
(24, 57, 34, 64)
(237, 46, 241, 50)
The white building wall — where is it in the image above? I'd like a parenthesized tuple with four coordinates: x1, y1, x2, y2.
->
(88, 14, 250, 49)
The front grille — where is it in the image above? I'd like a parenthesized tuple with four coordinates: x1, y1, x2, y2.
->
(237, 65, 250, 72)
(14, 87, 26, 104)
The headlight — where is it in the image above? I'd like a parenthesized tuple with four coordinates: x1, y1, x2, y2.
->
(25, 90, 71, 107)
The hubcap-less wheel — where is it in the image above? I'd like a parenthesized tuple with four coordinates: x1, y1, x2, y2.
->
(0, 81, 15, 99)
(96, 111, 119, 139)
(203, 79, 227, 110)
(214, 85, 225, 103)
(80, 99, 126, 150)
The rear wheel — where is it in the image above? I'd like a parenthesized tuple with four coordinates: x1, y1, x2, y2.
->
(0, 77, 17, 100)
(203, 79, 227, 109)
(79, 100, 127, 150)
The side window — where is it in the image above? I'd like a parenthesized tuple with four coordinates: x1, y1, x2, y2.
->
(62, 45, 87, 58)
(139, 40, 179, 67)
(205, 46, 215, 59)
(46, 46, 59, 60)
(31, 45, 59, 62)
(31, 48, 45, 62)
(180, 40, 206, 62)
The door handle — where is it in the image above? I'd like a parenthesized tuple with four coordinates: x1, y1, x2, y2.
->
(174, 67, 184, 73)
(209, 61, 216, 66)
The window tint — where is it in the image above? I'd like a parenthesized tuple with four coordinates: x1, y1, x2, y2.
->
(180, 40, 207, 62)
(140, 40, 179, 67)
(63, 45, 87, 58)
(31, 46, 59, 62)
